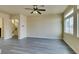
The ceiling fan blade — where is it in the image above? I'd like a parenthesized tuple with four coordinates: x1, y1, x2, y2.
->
(37, 11, 41, 14)
(30, 11, 33, 14)
(38, 9, 46, 11)
(25, 8, 33, 10)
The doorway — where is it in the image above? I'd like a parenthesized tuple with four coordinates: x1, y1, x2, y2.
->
(11, 19, 19, 39)
(0, 17, 3, 38)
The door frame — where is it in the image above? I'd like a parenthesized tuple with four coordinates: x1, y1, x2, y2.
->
(11, 18, 20, 39)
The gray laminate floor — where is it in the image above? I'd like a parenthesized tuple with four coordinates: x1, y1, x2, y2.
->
(0, 37, 75, 54)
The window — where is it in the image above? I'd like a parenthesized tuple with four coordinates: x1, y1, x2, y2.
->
(64, 16, 73, 34)
(69, 16, 73, 34)
(64, 19, 70, 33)
(64, 9, 74, 34)
(12, 19, 19, 26)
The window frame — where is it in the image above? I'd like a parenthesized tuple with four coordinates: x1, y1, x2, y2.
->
(64, 10, 74, 35)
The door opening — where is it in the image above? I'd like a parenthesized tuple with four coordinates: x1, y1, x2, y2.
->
(11, 19, 19, 39)
(0, 17, 3, 38)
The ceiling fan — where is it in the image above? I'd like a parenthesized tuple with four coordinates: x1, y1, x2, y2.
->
(25, 5, 46, 14)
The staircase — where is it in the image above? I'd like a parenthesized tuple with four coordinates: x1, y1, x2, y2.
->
(12, 19, 18, 38)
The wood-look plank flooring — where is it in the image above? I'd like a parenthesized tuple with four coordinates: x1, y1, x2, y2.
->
(0, 37, 75, 54)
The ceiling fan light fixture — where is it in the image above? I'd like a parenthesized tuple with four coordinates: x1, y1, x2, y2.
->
(32, 11, 38, 14)
(25, 5, 46, 15)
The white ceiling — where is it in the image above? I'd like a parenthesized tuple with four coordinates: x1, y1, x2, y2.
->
(0, 5, 68, 16)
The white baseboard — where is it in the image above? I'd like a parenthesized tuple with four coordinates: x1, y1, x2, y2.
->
(27, 36, 62, 39)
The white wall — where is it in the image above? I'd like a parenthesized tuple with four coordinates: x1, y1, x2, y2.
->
(77, 13, 79, 37)
(27, 14, 62, 39)
(19, 14, 27, 39)
(0, 12, 12, 39)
